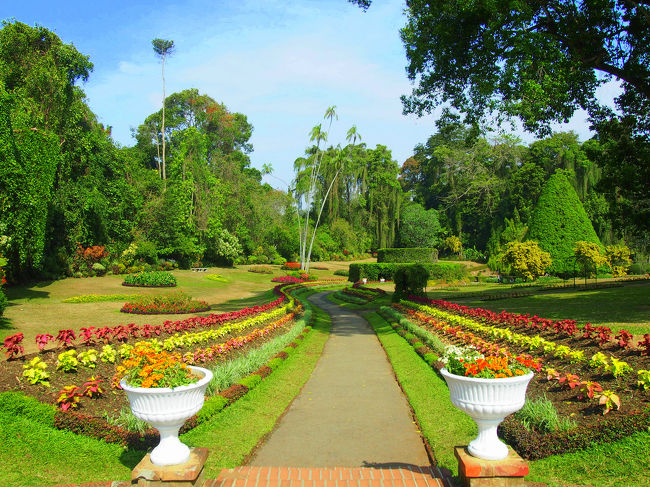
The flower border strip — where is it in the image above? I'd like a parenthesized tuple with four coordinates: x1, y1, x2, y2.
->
(53, 317, 311, 448)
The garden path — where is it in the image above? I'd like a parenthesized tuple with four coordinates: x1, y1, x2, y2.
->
(248, 291, 433, 468)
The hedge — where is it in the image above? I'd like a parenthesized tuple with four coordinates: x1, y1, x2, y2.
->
(377, 247, 438, 263)
(348, 262, 467, 283)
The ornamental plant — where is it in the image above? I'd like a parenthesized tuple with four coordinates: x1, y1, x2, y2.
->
(56, 385, 82, 411)
(120, 292, 209, 315)
(22, 357, 50, 386)
(77, 349, 98, 368)
(114, 343, 198, 388)
(123, 271, 177, 287)
(57, 349, 79, 372)
(501, 240, 552, 281)
(441, 345, 538, 379)
(3, 332, 24, 359)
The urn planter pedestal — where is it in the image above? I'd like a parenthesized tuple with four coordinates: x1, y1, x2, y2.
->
(440, 367, 533, 461)
(121, 366, 213, 467)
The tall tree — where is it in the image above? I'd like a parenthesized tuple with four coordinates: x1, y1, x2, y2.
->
(152, 38, 174, 181)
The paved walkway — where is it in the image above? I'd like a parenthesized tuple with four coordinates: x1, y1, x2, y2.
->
(249, 292, 431, 468)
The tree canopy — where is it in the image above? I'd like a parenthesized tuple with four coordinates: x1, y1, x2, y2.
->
(353, 0, 650, 136)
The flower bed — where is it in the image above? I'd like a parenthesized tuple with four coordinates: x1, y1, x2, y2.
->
(391, 297, 650, 459)
(120, 293, 210, 314)
(2, 285, 292, 355)
(122, 271, 177, 287)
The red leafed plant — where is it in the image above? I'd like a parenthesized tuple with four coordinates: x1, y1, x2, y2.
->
(56, 385, 83, 410)
(3, 332, 24, 359)
(56, 329, 76, 348)
(596, 326, 612, 346)
(614, 330, 633, 349)
(638, 334, 650, 356)
(82, 377, 103, 398)
(35, 334, 54, 351)
(558, 373, 582, 390)
(578, 380, 603, 400)
(79, 327, 96, 346)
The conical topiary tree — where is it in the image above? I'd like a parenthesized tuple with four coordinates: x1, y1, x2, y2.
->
(526, 172, 601, 276)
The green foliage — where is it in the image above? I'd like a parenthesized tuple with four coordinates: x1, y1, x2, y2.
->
(515, 395, 576, 433)
(77, 349, 98, 369)
(377, 247, 438, 263)
(605, 244, 632, 277)
(573, 241, 607, 278)
(444, 236, 462, 255)
(398, 203, 442, 248)
(122, 271, 176, 287)
(501, 241, 552, 281)
(333, 269, 349, 277)
(56, 350, 79, 373)
(393, 265, 429, 299)
(62, 294, 138, 303)
(0, 289, 7, 317)
(99, 345, 117, 364)
(22, 357, 50, 386)
(349, 262, 466, 283)
(527, 173, 601, 276)
(394, 1, 650, 138)
(238, 374, 262, 390)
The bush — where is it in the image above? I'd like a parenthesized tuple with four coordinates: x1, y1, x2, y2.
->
(394, 265, 429, 300)
(0, 289, 7, 317)
(334, 269, 349, 277)
(501, 241, 552, 281)
(348, 262, 467, 283)
(377, 248, 438, 263)
(527, 172, 601, 275)
(91, 262, 106, 276)
(122, 271, 177, 287)
(605, 244, 632, 276)
(247, 266, 274, 274)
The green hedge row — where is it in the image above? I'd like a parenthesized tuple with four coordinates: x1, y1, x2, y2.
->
(348, 262, 467, 283)
(377, 247, 438, 263)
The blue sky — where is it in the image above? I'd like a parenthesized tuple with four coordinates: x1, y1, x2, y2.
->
(7, 0, 619, 188)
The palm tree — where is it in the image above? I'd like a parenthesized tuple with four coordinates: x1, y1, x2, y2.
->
(152, 38, 175, 182)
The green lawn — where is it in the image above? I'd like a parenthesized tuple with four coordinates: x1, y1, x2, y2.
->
(428, 281, 650, 334)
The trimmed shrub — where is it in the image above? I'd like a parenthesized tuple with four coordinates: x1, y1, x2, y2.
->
(333, 269, 349, 277)
(348, 262, 466, 283)
(394, 265, 429, 300)
(196, 395, 229, 423)
(122, 271, 177, 287)
(377, 247, 439, 263)
(527, 172, 601, 275)
(238, 374, 262, 390)
(0, 289, 7, 317)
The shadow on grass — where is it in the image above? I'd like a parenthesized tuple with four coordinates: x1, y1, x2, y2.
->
(4, 284, 50, 301)
(119, 448, 147, 470)
(0, 317, 14, 330)
(209, 288, 277, 312)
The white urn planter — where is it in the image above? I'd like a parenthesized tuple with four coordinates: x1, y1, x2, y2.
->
(440, 367, 533, 461)
(121, 366, 213, 466)
(362, 278, 368, 284)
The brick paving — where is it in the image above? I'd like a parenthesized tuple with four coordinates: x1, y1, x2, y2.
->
(206, 466, 450, 487)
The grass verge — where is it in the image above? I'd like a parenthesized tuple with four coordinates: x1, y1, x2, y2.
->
(365, 311, 475, 480)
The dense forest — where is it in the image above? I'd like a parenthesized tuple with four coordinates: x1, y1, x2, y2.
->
(0, 19, 648, 287)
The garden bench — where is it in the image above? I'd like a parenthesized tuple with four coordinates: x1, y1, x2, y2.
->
(191, 267, 208, 272)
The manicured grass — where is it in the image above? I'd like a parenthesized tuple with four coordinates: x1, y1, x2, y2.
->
(365, 311, 475, 479)
(458, 281, 650, 333)
(527, 431, 650, 487)
(0, 412, 143, 486)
